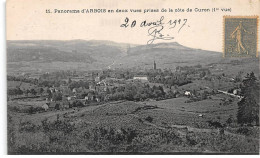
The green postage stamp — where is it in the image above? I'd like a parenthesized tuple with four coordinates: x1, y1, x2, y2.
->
(224, 16, 258, 57)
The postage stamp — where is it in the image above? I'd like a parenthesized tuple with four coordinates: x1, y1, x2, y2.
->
(223, 16, 258, 57)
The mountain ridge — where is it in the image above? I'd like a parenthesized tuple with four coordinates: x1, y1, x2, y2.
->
(7, 40, 225, 73)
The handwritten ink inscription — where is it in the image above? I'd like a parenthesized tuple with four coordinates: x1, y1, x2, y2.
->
(120, 16, 189, 44)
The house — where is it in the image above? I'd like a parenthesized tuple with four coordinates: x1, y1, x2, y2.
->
(164, 76, 171, 79)
(61, 101, 70, 110)
(95, 76, 100, 82)
(89, 84, 96, 91)
(49, 102, 60, 110)
(133, 76, 148, 82)
(96, 97, 100, 102)
(184, 91, 191, 96)
(126, 79, 134, 83)
(72, 88, 77, 93)
(233, 89, 240, 95)
(42, 103, 49, 111)
(155, 75, 162, 80)
(84, 73, 94, 81)
(60, 85, 70, 95)
(71, 76, 84, 82)
(49, 87, 55, 93)
(198, 114, 204, 117)
(104, 95, 110, 101)
(87, 93, 95, 101)
(67, 96, 76, 101)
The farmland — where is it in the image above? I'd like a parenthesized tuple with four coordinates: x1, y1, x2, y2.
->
(8, 93, 259, 154)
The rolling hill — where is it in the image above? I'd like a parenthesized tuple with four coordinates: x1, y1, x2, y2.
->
(117, 42, 222, 69)
(6, 40, 259, 75)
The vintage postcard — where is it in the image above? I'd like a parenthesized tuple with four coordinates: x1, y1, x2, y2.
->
(6, 0, 260, 155)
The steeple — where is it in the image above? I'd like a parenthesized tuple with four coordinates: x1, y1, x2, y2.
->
(154, 60, 156, 70)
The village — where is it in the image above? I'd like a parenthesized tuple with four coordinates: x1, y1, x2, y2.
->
(7, 60, 244, 115)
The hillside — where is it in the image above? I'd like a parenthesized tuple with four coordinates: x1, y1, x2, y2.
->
(116, 42, 222, 69)
(6, 40, 259, 75)
(7, 40, 129, 63)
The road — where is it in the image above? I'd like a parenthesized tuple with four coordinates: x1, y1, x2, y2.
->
(204, 86, 243, 99)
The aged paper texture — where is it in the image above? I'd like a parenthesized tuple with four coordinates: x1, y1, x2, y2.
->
(6, 0, 260, 155)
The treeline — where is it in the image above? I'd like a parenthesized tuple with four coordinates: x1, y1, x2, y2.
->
(149, 75, 192, 87)
(237, 72, 259, 126)
(8, 88, 39, 96)
(7, 75, 38, 85)
(106, 83, 176, 101)
(7, 88, 23, 96)
(40, 70, 76, 80)
(68, 80, 89, 90)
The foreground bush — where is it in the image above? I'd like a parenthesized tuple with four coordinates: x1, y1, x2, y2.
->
(8, 117, 259, 154)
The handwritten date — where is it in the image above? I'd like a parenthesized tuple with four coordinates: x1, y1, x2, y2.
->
(120, 16, 189, 44)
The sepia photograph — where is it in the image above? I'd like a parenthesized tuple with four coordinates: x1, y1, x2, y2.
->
(5, 0, 260, 155)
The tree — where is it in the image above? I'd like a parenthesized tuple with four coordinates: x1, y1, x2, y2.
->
(200, 71, 206, 78)
(25, 89, 30, 96)
(68, 78, 72, 84)
(53, 92, 62, 101)
(39, 88, 44, 96)
(226, 115, 234, 126)
(237, 72, 259, 126)
(72, 100, 84, 107)
(30, 88, 37, 96)
(47, 89, 52, 98)
(235, 71, 243, 82)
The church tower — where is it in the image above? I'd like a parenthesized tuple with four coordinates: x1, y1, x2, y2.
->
(153, 60, 156, 70)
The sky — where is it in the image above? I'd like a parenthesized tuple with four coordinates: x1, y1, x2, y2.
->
(6, 0, 260, 52)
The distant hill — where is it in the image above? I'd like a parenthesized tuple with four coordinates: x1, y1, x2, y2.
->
(115, 42, 222, 69)
(7, 40, 131, 63)
(7, 40, 259, 75)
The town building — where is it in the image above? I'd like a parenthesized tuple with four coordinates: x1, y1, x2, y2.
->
(133, 75, 148, 82)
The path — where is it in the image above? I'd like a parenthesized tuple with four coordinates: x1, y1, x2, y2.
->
(204, 86, 243, 99)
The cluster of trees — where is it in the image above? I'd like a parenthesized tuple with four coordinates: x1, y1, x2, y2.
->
(152, 75, 192, 87)
(51, 91, 63, 101)
(234, 71, 244, 82)
(105, 83, 175, 101)
(68, 80, 89, 90)
(39, 70, 81, 87)
(7, 88, 39, 96)
(146, 66, 209, 86)
(139, 70, 192, 87)
(7, 75, 38, 85)
(100, 69, 134, 80)
(237, 72, 259, 126)
(185, 90, 212, 103)
(38, 80, 62, 88)
(7, 88, 23, 96)
(40, 70, 75, 80)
